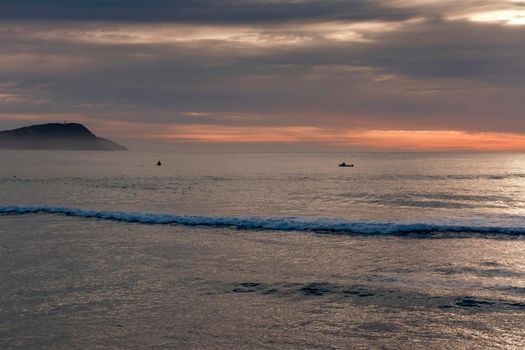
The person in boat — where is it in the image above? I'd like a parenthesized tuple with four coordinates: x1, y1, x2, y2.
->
(157, 161, 162, 166)
(340, 162, 346, 166)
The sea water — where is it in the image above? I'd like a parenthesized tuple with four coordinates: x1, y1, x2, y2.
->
(0, 151, 524, 349)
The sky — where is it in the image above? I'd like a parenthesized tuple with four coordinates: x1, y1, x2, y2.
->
(0, 0, 524, 151)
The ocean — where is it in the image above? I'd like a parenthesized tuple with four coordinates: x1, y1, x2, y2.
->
(1, 151, 524, 349)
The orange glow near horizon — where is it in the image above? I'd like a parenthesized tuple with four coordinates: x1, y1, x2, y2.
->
(346, 130, 525, 151)
(2, 116, 525, 151)
(150, 124, 525, 151)
(153, 125, 335, 143)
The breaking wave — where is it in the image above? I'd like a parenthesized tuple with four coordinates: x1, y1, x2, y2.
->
(1, 205, 525, 237)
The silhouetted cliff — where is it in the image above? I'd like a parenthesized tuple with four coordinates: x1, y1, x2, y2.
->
(0, 123, 127, 151)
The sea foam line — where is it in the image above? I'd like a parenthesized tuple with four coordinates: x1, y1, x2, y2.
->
(1, 205, 525, 236)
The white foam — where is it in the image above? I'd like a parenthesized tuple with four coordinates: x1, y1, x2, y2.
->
(1, 205, 524, 236)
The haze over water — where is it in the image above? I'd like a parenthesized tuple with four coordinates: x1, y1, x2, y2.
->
(1, 150, 524, 349)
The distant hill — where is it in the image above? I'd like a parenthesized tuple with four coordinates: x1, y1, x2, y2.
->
(0, 123, 127, 151)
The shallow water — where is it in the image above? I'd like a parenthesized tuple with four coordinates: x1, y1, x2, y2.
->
(1, 151, 525, 349)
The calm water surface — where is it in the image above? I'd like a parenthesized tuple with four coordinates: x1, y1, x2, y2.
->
(0, 151, 524, 349)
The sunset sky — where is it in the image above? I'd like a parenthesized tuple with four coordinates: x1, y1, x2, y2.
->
(0, 0, 524, 150)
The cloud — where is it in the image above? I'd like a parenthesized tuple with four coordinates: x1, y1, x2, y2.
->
(2, 0, 522, 25)
(0, 1, 524, 149)
(0, 1, 417, 24)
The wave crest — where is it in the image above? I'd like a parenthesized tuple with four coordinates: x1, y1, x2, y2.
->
(1, 205, 525, 237)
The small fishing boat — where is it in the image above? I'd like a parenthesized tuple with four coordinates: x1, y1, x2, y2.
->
(338, 162, 354, 167)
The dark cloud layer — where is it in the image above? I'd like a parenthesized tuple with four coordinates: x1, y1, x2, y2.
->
(0, 0, 415, 23)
